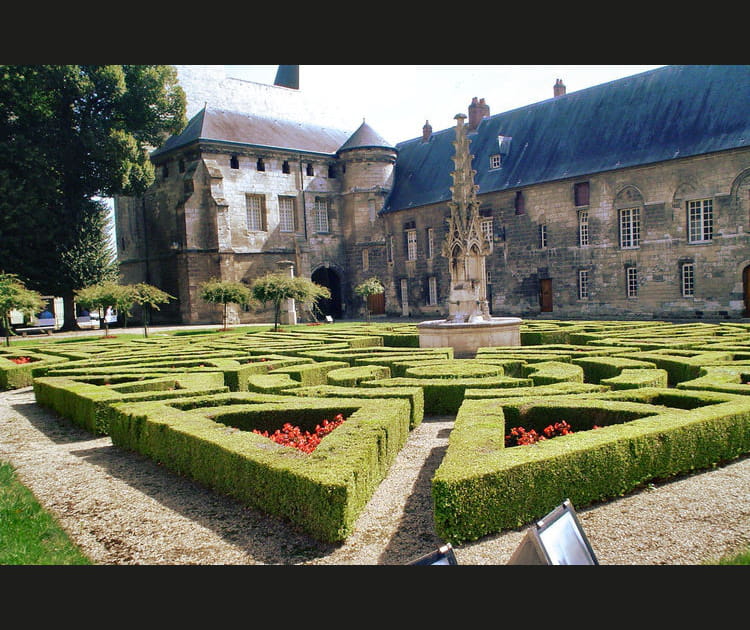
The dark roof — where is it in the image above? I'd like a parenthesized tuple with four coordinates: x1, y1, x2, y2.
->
(337, 120, 397, 154)
(151, 106, 351, 158)
(383, 65, 750, 214)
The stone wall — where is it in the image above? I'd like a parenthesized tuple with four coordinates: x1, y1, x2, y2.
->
(382, 148, 750, 320)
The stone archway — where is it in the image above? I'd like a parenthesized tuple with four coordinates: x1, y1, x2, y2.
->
(311, 265, 343, 319)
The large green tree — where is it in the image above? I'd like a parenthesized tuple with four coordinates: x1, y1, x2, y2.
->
(0, 65, 186, 329)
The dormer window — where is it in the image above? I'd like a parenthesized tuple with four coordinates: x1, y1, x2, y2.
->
(489, 154, 502, 169)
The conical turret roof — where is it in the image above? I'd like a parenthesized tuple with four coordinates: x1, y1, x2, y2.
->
(337, 120, 396, 155)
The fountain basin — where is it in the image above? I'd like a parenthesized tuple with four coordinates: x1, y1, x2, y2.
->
(417, 317, 522, 358)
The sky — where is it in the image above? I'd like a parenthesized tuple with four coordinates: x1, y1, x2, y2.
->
(225, 65, 665, 146)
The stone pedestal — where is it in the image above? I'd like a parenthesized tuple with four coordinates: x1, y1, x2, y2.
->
(417, 317, 522, 358)
(276, 260, 297, 326)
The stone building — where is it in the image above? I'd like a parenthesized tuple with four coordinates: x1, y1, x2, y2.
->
(115, 65, 750, 324)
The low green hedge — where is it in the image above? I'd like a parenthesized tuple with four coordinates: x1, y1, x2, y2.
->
(33, 373, 228, 434)
(326, 365, 391, 387)
(288, 384, 424, 428)
(103, 393, 413, 543)
(432, 389, 750, 544)
(601, 368, 669, 389)
(0, 351, 68, 390)
(361, 375, 533, 415)
(571, 356, 658, 383)
(521, 360, 584, 385)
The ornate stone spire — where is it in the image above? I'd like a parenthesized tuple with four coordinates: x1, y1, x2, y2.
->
(442, 114, 492, 323)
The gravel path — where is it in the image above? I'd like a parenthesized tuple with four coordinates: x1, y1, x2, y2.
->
(2, 386, 750, 565)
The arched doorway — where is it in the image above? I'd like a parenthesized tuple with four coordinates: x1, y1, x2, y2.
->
(311, 266, 343, 319)
(743, 265, 750, 317)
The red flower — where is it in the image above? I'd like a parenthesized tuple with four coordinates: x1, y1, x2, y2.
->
(252, 414, 346, 453)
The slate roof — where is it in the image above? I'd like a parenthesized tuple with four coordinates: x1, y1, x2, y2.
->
(337, 120, 396, 154)
(151, 106, 352, 158)
(382, 65, 750, 214)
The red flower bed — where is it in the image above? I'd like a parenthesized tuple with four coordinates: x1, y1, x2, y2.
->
(8, 356, 32, 365)
(505, 421, 602, 447)
(253, 413, 346, 454)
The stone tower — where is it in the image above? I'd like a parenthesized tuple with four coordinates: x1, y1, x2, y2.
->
(337, 120, 397, 311)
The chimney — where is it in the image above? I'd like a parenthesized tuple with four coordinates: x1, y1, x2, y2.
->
(554, 78, 566, 98)
(422, 120, 432, 142)
(468, 97, 490, 130)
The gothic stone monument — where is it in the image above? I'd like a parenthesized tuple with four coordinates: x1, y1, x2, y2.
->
(417, 113, 521, 358)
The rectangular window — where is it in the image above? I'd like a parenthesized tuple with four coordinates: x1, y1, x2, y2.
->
(362, 248, 369, 271)
(278, 196, 295, 233)
(428, 276, 438, 306)
(246, 194, 266, 231)
(619, 207, 640, 248)
(406, 229, 417, 261)
(688, 199, 713, 243)
(387, 235, 394, 263)
(578, 210, 589, 247)
(578, 269, 589, 299)
(489, 154, 501, 169)
(539, 224, 547, 249)
(400, 278, 409, 315)
(626, 266, 638, 298)
(515, 190, 525, 215)
(574, 182, 590, 207)
(314, 198, 329, 233)
(481, 218, 493, 242)
(426, 228, 434, 259)
(681, 262, 695, 297)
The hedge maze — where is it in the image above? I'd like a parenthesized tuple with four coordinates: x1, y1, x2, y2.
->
(3, 319, 750, 545)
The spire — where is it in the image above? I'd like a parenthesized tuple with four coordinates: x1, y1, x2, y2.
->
(274, 65, 299, 89)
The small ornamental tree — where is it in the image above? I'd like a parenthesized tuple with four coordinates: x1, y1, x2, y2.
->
(354, 277, 384, 323)
(251, 273, 331, 331)
(198, 279, 255, 330)
(0, 273, 46, 346)
(75, 280, 129, 337)
(128, 283, 174, 338)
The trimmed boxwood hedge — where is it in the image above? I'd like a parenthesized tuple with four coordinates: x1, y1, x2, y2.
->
(432, 389, 750, 544)
(102, 394, 412, 543)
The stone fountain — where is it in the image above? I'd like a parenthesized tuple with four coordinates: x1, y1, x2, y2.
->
(417, 113, 521, 358)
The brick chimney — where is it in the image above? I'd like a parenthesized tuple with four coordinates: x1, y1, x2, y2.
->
(554, 78, 566, 97)
(468, 97, 490, 130)
(422, 120, 432, 142)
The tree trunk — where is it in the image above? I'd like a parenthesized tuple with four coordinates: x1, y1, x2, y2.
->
(61, 289, 77, 331)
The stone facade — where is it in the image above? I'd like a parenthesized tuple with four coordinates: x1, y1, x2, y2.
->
(383, 148, 750, 320)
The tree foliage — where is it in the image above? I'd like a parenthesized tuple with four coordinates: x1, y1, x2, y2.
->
(354, 277, 384, 323)
(0, 273, 45, 346)
(251, 273, 331, 331)
(198, 279, 255, 330)
(0, 65, 186, 329)
(74, 280, 129, 337)
(128, 283, 175, 338)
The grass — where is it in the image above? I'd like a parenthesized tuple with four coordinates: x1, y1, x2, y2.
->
(0, 461, 92, 565)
